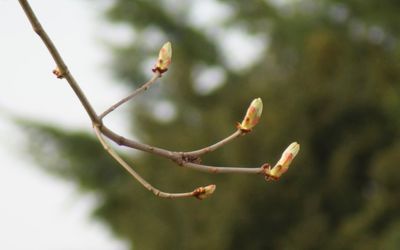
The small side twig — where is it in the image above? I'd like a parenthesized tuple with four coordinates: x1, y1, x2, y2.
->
(182, 161, 264, 174)
(99, 72, 161, 120)
(182, 129, 244, 158)
(17, 0, 300, 200)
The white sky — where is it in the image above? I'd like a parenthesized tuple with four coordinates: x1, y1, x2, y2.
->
(0, 0, 130, 249)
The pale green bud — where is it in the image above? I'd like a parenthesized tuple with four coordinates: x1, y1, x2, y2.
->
(195, 184, 216, 200)
(237, 98, 263, 132)
(266, 142, 300, 180)
(152, 42, 172, 74)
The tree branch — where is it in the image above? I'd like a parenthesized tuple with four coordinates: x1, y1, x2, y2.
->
(100, 125, 271, 176)
(182, 161, 265, 174)
(182, 129, 244, 158)
(99, 72, 161, 120)
(18, 0, 100, 125)
(17, 0, 300, 199)
(94, 126, 214, 199)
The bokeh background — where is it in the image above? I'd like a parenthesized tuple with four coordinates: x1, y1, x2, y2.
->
(1, 0, 400, 249)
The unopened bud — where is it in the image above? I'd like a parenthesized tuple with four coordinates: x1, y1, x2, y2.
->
(52, 67, 64, 79)
(237, 98, 263, 132)
(194, 184, 216, 200)
(152, 42, 172, 74)
(265, 142, 300, 180)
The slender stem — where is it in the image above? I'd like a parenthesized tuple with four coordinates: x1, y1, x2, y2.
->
(101, 124, 245, 161)
(183, 130, 244, 158)
(18, 0, 100, 125)
(99, 72, 161, 120)
(94, 126, 199, 199)
(183, 162, 264, 174)
(100, 125, 179, 159)
(100, 124, 267, 175)
(18, 0, 271, 180)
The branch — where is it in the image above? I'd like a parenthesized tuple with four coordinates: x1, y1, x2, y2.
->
(99, 72, 161, 120)
(100, 125, 272, 176)
(100, 42, 170, 120)
(182, 161, 265, 174)
(94, 126, 215, 199)
(18, 0, 100, 125)
(17, 0, 300, 199)
(182, 129, 244, 159)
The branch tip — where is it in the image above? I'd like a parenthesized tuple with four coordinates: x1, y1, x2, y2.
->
(194, 184, 216, 200)
(52, 67, 65, 79)
(152, 41, 172, 75)
(265, 142, 300, 181)
(237, 98, 263, 132)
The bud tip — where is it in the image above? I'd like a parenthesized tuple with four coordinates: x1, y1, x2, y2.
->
(194, 184, 216, 200)
(265, 142, 300, 181)
(237, 98, 263, 132)
(152, 41, 172, 75)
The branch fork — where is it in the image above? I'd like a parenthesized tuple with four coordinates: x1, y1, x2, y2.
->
(18, 0, 300, 200)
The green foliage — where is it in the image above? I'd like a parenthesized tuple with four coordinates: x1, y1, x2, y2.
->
(26, 0, 400, 249)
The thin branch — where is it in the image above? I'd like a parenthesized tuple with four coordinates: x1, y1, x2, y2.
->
(99, 72, 161, 120)
(17, 0, 297, 197)
(182, 161, 265, 175)
(101, 124, 267, 176)
(100, 125, 179, 159)
(94, 126, 208, 199)
(18, 0, 272, 176)
(18, 0, 100, 125)
(18, 0, 263, 175)
(183, 129, 244, 158)
(100, 123, 247, 163)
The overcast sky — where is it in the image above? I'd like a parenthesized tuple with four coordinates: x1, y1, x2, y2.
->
(0, 1, 130, 249)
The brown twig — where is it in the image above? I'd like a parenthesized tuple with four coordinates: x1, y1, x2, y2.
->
(17, 0, 267, 171)
(17, 0, 299, 199)
(18, 0, 264, 174)
(182, 129, 244, 158)
(182, 162, 264, 174)
(100, 125, 266, 175)
(99, 72, 161, 120)
(18, 0, 100, 125)
(94, 125, 211, 199)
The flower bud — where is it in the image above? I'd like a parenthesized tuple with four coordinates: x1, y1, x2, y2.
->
(266, 142, 300, 180)
(152, 42, 172, 74)
(52, 67, 64, 79)
(194, 184, 216, 200)
(237, 98, 263, 132)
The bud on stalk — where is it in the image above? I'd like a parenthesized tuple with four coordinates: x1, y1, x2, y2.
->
(266, 142, 300, 180)
(237, 98, 263, 132)
(152, 42, 172, 74)
(194, 184, 216, 200)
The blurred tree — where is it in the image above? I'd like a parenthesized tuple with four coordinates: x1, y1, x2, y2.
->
(25, 0, 400, 249)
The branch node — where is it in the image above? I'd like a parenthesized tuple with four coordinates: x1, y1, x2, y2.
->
(117, 135, 125, 146)
(152, 42, 172, 76)
(262, 163, 278, 181)
(152, 67, 168, 76)
(180, 153, 201, 164)
(236, 122, 252, 133)
(52, 67, 65, 79)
